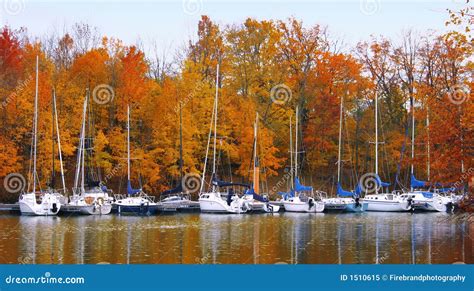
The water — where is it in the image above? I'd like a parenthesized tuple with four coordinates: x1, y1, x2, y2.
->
(0, 212, 471, 264)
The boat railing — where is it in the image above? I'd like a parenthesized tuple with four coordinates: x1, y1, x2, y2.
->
(314, 190, 328, 200)
(140, 193, 156, 203)
(114, 194, 126, 200)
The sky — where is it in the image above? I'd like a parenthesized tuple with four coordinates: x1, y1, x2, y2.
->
(0, 0, 466, 58)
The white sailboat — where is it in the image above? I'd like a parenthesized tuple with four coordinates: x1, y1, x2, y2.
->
(113, 106, 159, 215)
(364, 92, 411, 212)
(198, 65, 249, 214)
(282, 107, 325, 213)
(242, 113, 280, 213)
(322, 93, 367, 212)
(66, 90, 112, 215)
(19, 56, 62, 216)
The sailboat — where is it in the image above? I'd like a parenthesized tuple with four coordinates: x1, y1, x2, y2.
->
(363, 92, 411, 212)
(113, 106, 159, 215)
(19, 56, 62, 216)
(322, 93, 367, 212)
(198, 65, 250, 214)
(160, 104, 197, 211)
(66, 89, 112, 215)
(282, 106, 325, 213)
(400, 94, 453, 212)
(242, 113, 280, 213)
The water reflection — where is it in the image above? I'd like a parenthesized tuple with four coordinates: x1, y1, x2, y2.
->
(0, 212, 471, 264)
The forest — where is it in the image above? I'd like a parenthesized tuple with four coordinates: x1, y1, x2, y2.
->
(0, 5, 472, 202)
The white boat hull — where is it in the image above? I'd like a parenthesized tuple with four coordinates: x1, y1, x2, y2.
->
(114, 196, 159, 215)
(283, 198, 324, 213)
(199, 192, 248, 214)
(65, 191, 113, 215)
(19, 193, 61, 216)
(366, 200, 410, 212)
(365, 194, 411, 212)
(401, 192, 452, 212)
(323, 197, 367, 212)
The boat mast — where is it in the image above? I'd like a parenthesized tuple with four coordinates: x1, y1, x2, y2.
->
(51, 89, 55, 189)
(375, 92, 378, 176)
(337, 94, 344, 184)
(410, 94, 415, 192)
(426, 105, 430, 181)
(212, 64, 219, 192)
(253, 113, 259, 194)
(81, 91, 88, 193)
(127, 105, 131, 194)
(179, 103, 184, 182)
(289, 114, 293, 188)
(295, 106, 298, 181)
(50, 89, 55, 190)
(74, 93, 87, 193)
(53, 89, 66, 193)
(375, 92, 379, 194)
(32, 56, 39, 194)
(200, 97, 215, 194)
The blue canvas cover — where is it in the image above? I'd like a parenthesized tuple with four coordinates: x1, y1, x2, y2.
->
(127, 180, 141, 195)
(295, 178, 313, 192)
(411, 174, 427, 188)
(337, 183, 353, 197)
(375, 174, 391, 187)
(161, 184, 183, 195)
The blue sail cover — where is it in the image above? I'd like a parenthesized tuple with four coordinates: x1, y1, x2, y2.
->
(244, 187, 255, 195)
(127, 180, 141, 195)
(295, 178, 313, 192)
(161, 184, 183, 195)
(337, 183, 353, 197)
(244, 184, 269, 202)
(375, 174, 391, 187)
(253, 193, 269, 202)
(354, 183, 362, 197)
(437, 187, 454, 193)
(278, 190, 295, 200)
(411, 174, 427, 188)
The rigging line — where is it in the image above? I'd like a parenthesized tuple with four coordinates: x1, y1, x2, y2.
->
(378, 98, 392, 183)
(27, 116, 34, 193)
(343, 105, 357, 189)
(394, 112, 410, 191)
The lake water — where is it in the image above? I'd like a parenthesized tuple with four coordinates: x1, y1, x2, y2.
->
(0, 212, 471, 264)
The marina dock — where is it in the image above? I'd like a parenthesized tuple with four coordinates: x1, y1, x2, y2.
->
(0, 203, 19, 212)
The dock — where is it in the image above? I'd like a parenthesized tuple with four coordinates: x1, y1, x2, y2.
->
(0, 203, 20, 212)
(157, 201, 201, 213)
